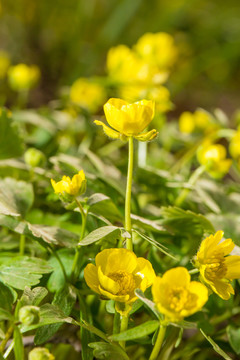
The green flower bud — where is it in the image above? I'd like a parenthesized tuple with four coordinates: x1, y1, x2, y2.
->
(24, 148, 46, 168)
(19, 305, 40, 326)
(28, 347, 55, 360)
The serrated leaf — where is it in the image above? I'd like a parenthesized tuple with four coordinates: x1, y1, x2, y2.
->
(0, 110, 24, 160)
(109, 320, 159, 341)
(227, 325, 240, 355)
(0, 257, 52, 290)
(21, 286, 48, 307)
(88, 342, 129, 360)
(34, 285, 77, 344)
(28, 224, 79, 248)
(160, 206, 215, 238)
(78, 226, 121, 246)
(200, 329, 232, 360)
(0, 178, 34, 218)
(131, 214, 166, 232)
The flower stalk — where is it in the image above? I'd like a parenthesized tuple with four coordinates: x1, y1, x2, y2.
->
(149, 323, 167, 360)
(125, 136, 134, 250)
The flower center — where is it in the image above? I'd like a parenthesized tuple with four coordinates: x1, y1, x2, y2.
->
(168, 287, 196, 313)
(108, 271, 136, 295)
(204, 256, 227, 280)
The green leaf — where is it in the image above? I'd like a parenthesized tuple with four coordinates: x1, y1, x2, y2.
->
(78, 226, 121, 246)
(227, 325, 240, 355)
(47, 249, 73, 292)
(0, 178, 34, 218)
(21, 286, 48, 307)
(0, 281, 17, 311)
(160, 207, 215, 237)
(87, 193, 123, 222)
(13, 326, 24, 360)
(109, 320, 159, 341)
(28, 224, 79, 248)
(88, 342, 129, 360)
(131, 214, 166, 233)
(0, 257, 52, 290)
(133, 230, 176, 260)
(134, 289, 160, 319)
(200, 329, 232, 360)
(0, 109, 24, 160)
(34, 285, 77, 344)
(0, 307, 13, 321)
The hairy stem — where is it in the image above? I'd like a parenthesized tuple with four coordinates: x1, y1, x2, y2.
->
(125, 136, 134, 250)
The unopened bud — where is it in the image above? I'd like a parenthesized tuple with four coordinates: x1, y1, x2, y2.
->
(28, 347, 55, 360)
(19, 305, 40, 326)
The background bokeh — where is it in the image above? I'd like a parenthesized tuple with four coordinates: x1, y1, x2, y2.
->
(1, 0, 240, 113)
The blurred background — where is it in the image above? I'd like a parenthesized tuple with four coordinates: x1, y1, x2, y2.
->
(0, 0, 240, 114)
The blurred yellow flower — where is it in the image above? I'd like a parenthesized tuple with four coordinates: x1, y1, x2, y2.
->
(197, 142, 232, 178)
(70, 78, 106, 113)
(84, 248, 156, 306)
(51, 170, 86, 197)
(134, 32, 177, 70)
(229, 130, 240, 161)
(95, 98, 158, 141)
(179, 109, 213, 134)
(0, 50, 10, 79)
(152, 267, 208, 322)
(8, 63, 40, 91)
(194, 231, 240, 300)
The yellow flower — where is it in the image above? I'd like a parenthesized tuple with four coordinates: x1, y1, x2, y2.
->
(51, 170, 86, 197)
(94, 98, 158, 141)
(194, 231, 240, 300)
(134, 32, 177, 70)
(84, 248, 156, 306)
(8, 64, 40, 91)
(197, 142, 232, 178)
(70, 78, 106, 113)
(179, 109, 213, 134)
(152, 267, 208, 322)
(229, 130, 240, 161)
(0, 50, 10, 79)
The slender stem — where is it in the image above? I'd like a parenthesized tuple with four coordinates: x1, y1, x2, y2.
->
(149, 324, 167, 360)
(113, 311, 120, 334)
(52, 248, 68, 283)
(125, 136, 134, 250)
(0, 325, 14, 354)
(119, 315, 128, 349)
(19, 234, 25, 256)
(175, 165, 205, 207)
(70, 198, 87, 282)
(188, 268, 199, 275)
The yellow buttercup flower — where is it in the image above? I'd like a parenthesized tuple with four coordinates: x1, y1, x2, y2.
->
(229, 130, 240, 161)
(70, 78, 106, 113)
(84, 248, 156, 306)
(197, 142, 232, 178)
(95, 98, 157, 141)
(8, 63, 40, 91)
(194, 231, 240, 300)
(152, 267, 208, 322)
(134, 32, 177, 70)
(179, 109, 213, 134)
(51, 170, 86, 197)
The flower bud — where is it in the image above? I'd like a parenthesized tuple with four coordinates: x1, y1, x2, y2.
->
(28, 347, 55, 360)
(24, 148, 46, 168)
(19, 305, 40, 326)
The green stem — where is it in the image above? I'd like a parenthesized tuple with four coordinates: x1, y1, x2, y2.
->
(52, 248, 68, 283)
(70, 198, 87, 282)
(149, 324, 167, 360)
(175, 165, 206, 207)
(19, 234, 25, 256)
(113, 311, 120, 334)
(188, 268, 199, 275)
(0, 325, 14, 354)
(125, 136, 134, 250)
(119, 315, 128, 349)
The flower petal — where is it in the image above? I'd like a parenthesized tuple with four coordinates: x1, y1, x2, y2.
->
(94, 120, 122, 140)
(98, 286, 129, 303)
(209, 279, 234, 300)
(84, 264, 101, 294)
(98, 266, 119, 295)
(134, 257, 156, 290)
(225, 255, 240, 279)
(95, 248, 138, 274)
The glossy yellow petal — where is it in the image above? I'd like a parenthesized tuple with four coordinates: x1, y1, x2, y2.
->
(98, 286, 129, 303)
(95, 248, 137, 274)
(179, 112, 195, 134)
(187, 281, 209, 310)
(209, 279, 234, 300)
(94, 120, 122, 140)
(98, 266, 119, 294)
(84, 264, 101, 294)
(160, 267, 190, 288)
(225, 256, 240, 279)
(134, 257, 156, 289)
(218, 238, 235, 256)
